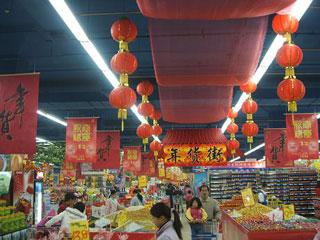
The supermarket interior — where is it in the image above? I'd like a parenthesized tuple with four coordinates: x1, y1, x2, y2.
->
(1, 0, 320, 239)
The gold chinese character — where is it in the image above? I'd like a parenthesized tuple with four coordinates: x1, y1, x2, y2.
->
(127, 150, 137, 160)
(294, 129, 303, 138)
(303, 130, 312, 138)
(302, 121, 311, 129)
(293, 121, 303, 131)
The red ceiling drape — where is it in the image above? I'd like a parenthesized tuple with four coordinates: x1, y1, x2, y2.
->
(162, 128, 227, 145)
(148, 17, 268, 87)
(159, 85, 232, 123)
(137, 0, 295, 123)
(137, 0, 296, 20)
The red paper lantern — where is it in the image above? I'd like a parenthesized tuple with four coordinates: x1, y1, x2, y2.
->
(111, 52, 138, 74)
(136, 123, 153, 144)
(137, 80, 154, 96)
(242, 122, 259, 144)
(227, 122, 238, 134)
(227, 139, 240, 155)
(111, 18, 138, 43)
(277, 78, 305, 112)
(242, 98, 258, 121)
(152, 125, 163, 136)
(276, 43, 303, 68)
(240, 81, 257, 94)
(150, 140, 162, 158)
(138, 102, 154, 117)
(272, 14, 299, 35)
(150, 109, 161, 121)
(227, 108, 238, 119)
(109, 86, 136, 109)
(109, 86, 136, 131)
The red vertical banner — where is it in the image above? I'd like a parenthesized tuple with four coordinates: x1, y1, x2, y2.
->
(141, 152, 157, 177)
(92, 131, 120, 170)
(264, 128, 290, 167)
(65, 118, 97, 163)
(286, 114, 319, 160)
(0, 73, 39, 154)
(123, 146, 142, 173)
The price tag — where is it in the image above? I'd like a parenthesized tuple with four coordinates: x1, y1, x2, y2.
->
(138, 175, 147, 188)
(241, 188, 255, 207)
(283, 204, 295, 220)
(70, 219, 89, 240)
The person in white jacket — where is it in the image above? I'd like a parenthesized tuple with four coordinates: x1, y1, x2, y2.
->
(45, 202, 87, 236)
(150, 202, 182, 240)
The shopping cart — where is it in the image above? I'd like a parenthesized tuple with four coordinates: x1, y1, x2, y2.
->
(192, 221, 218, 240)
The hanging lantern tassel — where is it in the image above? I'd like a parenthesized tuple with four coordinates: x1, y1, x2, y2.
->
(154, 151, 158, 161)
(288, 101, 297, 112)
(285, 67, 295, 79)
(143, 138, 148, 152)
(118, 109, 127, 132)
(119, 40, 129, 52)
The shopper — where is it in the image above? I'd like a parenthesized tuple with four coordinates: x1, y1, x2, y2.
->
(258, 182, 268, 205)
(57, 192, 77, 214)
(130, 188, 144, 206)
(185, 197, 208, 237)
(45, 202, 87, 237)
(183, 185, 194, 208)
(199, 185, 221, 232)
(150, 202, 183, 240)
(105, 189, 124, 215)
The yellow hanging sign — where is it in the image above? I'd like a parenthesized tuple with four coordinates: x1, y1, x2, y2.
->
(70, 219, 89, 240)
(283, 204, 295, 220)
(241, 188, 255, 207)
(138, 175, 147, 188)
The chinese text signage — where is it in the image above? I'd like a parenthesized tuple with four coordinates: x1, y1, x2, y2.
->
(123, 146, 142, 173)
(65, 118, 97, 163)
(264, 128, 290, 168)
(70, 219, 89, 240)
(164, 144, 227, 167)
(0, 73, 39, 154)
(92, 131, 120, 169)
(286, 114, 319, 160)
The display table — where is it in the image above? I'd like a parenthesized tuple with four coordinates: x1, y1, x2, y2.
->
(222, 211, 317, 240)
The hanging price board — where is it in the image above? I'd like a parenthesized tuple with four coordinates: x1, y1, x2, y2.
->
(241, 188, 255, 207)
(283, 204, 295, 220)
(70, 219, 89, 240)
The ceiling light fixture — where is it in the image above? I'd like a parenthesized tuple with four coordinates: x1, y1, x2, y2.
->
(47, 0, 157, 139)
(37, 110, 67, 126)
(221, 0, 313, 134)
(36, 137, 52, 144)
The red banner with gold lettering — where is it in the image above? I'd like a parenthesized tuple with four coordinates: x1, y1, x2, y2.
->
(286, 114, 319, 160)
(264, 128, 290, 167)
(140, 152, 157, 177)
(164, 144, 227, 167)
(0, 73, 39, 154)
(92, 131, 120, 170)
(65, 118, 97, 163)
(123, 146, 142, 173)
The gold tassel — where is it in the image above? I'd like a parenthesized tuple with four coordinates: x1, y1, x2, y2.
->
(247, 136, 253, 144)
(285, 67, 296, 79)
(142, 95, 148, 103)
(230, 134, 235, 139)
(153, 120, 158, 126)
(246, 114, 253, 121)
(284, 32, 292, 44)
(120, 74, 129, 86)
(288, 101, 297, 112)
(119, 40, 129, 52)
(118, 109, 127, 131)
(143, 138, 148, 152)
(231, 149, 236, 155)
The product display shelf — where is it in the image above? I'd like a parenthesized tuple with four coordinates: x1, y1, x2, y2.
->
(261, 169, 317, 216)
